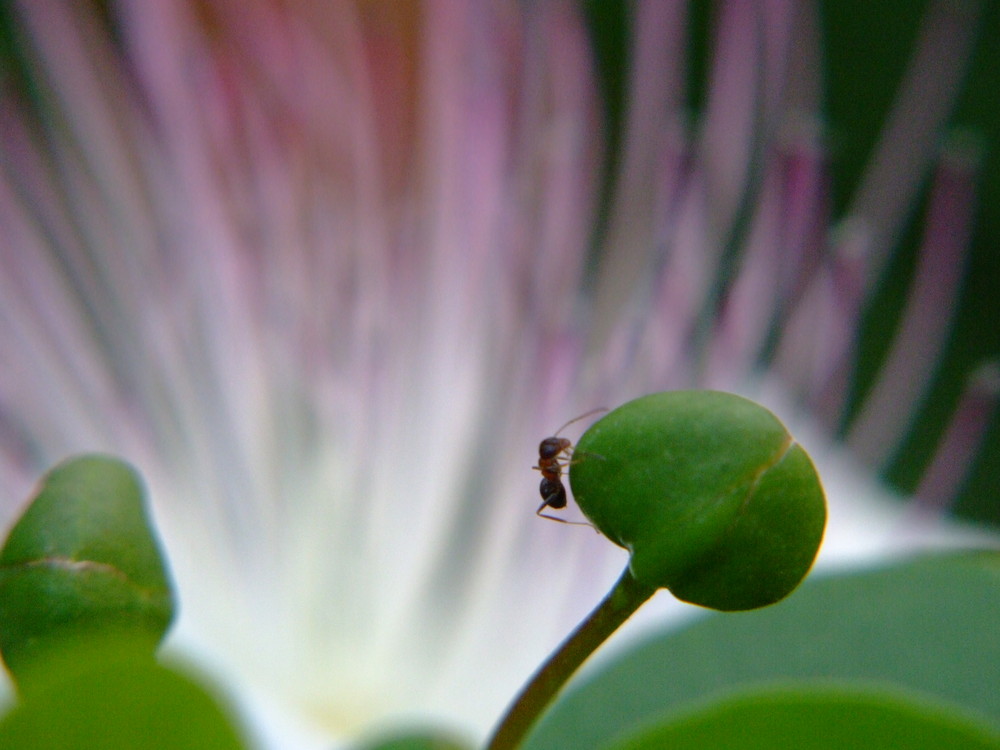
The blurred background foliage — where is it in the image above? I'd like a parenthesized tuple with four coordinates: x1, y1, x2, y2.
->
(583, 0, 999, 527)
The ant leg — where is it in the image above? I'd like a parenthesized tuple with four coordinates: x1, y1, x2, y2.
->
(564, 449, 605, 467)
(536, 501, 597, 531)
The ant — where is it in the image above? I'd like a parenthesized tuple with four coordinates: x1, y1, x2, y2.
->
(533, 407, 607, 527)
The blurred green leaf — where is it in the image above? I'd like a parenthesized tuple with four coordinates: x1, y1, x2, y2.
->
(352, 727, 473, 750)
(524, 553, 1000, 750)
(570, 391, 825, 610)
(0, 454, 175, 686)
(0, 633, 247, 749)
(607, 683, 1000, 750)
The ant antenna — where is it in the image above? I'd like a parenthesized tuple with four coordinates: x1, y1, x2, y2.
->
(550, 406, 609, 437)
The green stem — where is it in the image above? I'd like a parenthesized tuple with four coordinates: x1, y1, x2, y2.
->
(485, 565, 656, 750)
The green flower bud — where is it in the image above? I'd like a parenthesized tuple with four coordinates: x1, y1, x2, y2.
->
(0, 455, 175, 684)
(569, 391, 826, 611)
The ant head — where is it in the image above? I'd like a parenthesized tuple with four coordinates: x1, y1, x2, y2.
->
(538, 436, 571, 459)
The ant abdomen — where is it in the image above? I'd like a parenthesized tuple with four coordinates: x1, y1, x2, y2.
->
(539, 476, 567, 509)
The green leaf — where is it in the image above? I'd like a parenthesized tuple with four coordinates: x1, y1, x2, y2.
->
(352, 727, 474, 750)
(523, 553, 1000, 750)
(0, 454, 175, 686)
(0, 633, 247, 749)
(569, 391, 826, 610)
(607, 683, 1000, 750)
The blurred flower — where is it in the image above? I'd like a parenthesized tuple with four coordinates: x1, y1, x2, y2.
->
(0, 0, 995, 747)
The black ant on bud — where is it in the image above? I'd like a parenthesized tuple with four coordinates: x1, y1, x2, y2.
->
(533, 407, 607, 527)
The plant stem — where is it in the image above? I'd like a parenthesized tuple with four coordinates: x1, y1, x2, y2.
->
(484, 565, 656, 750)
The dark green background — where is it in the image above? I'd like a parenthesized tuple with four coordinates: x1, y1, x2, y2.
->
(584, 0, 999, 528)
